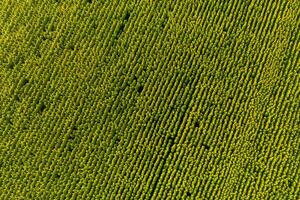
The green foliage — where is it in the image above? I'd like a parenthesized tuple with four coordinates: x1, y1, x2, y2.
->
(0, 0, 298, 199)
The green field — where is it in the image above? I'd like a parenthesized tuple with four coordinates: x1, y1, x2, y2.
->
(0, 0, 299, 199)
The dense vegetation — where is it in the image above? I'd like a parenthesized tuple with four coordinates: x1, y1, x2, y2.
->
(0, 0, 299, 199)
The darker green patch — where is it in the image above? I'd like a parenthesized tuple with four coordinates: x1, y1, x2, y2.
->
(20, 78, 29, 87)
(137, 85, 143, 93)
(167, 135, 175, 142)
(113, 137, 120, 145)
(202, 143, 210, 150)
(72, 125, 78, 131)
(178, 113, 185, 126)
(170, 105, 175, 110)
(123, 10, 130, 21)
(35, 48, 42, 58)
(133, 75, 138, 81)
(41, 16, 51, 31)
(288, 180, 293, 187)
(5, 117, 13, 125)
(68, 134, 75, 141)
(7, 62, 14, 69)
(68, 145, 74, 152)
(250, 72, 256, 78)
(49, 23, 55, 32)
(14, 94, 21, 102)
(118, 23, 125, 33)
(113, 23, 125, 39)
(68, 44, 75, 50)
(263, 111, 269, 118)
(160, 14, 169, 30)
(53, 172, 60, 179)
(37, 102, 46, 113)
(41, 35, 47, 41)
